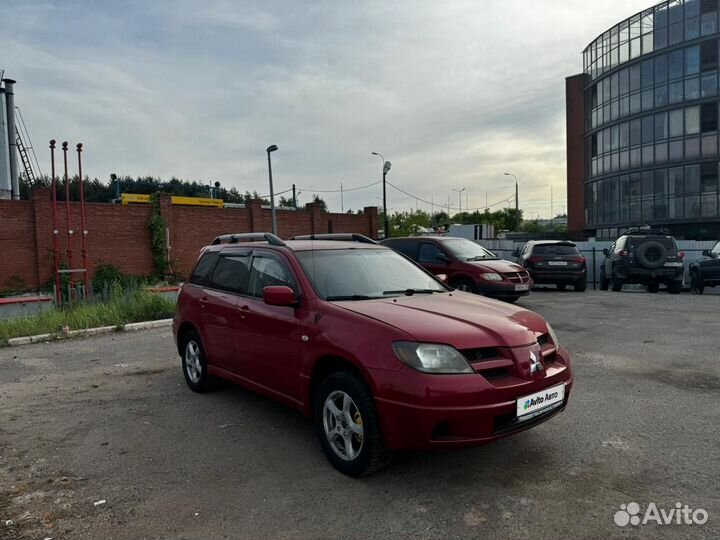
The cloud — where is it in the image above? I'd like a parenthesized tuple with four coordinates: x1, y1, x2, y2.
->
(4, 0, 651, 216)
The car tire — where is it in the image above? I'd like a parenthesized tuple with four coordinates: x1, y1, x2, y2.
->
(667, 279, 682, 294)
(556, 283, 567, 291)
(611, 272, 623, 292)
(314, 371, 392, 477)
(647, 282, 660, 293)
(181, 330, 216, 393)
(691, 270, 705, 295)
(574, 279, 587, 292)
(503, 296, 520, 303)
(452, 278, 476, 293)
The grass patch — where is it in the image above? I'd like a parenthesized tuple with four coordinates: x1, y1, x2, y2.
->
(0, 286, 176, 345)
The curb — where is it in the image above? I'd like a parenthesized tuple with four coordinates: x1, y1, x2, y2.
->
(5, 319, 173, 347)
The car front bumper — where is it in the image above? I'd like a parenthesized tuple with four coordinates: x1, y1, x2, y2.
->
(476, 279, 533, 298)
(371, 347, 573, 449)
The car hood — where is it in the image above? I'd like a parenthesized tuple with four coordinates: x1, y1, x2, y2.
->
(464, 259, 525, 273)
(335, 292, 548, 349)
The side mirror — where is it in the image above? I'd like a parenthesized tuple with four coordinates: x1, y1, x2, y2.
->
(263, 286, 298, 307)
(436, 274, 449, 284)
(436, 253, 451, 264)
(702, 250, 711, 257)
(602, 248, 609, 256)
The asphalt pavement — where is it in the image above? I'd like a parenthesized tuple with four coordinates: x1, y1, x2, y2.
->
(0, 290, 718, 540)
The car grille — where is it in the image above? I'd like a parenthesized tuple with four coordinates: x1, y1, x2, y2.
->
(461, 348, 513, 379)
(502, 271, 531, 283)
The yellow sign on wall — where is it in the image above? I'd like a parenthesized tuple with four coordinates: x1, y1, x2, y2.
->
(121, 193, 151, 205)
(171, 196, 224, 208)
(120, 193, 224, 208)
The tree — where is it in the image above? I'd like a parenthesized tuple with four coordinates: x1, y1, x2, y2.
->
(311, 194, 328, 211)
(278, 195, 296, 208)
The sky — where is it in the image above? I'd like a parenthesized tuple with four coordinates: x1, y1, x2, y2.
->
(3, 0, 652, 217)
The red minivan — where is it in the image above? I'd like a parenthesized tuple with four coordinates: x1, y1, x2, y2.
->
(173, 233, 573, 476)
(382, 236, 532, 302)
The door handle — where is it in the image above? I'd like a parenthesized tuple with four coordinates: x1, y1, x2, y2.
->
(198, 296, 209, 308)
(237, 304, 250, 318)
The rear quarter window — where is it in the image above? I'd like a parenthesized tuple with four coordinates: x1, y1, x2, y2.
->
(188, 251, 219, 285)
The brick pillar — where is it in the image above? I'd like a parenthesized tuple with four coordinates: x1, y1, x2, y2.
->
(305, 203, 323, 234)
(364, 206, 379, 239)
(246, 199, 264, 232)
(31, 187, 52, 288)
(566, 73, 588, 241)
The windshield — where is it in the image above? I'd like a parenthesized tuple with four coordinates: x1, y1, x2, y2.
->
(441, 238, 498, 260)
(295, 249, 447, 300)
(532, 244, 580, 255)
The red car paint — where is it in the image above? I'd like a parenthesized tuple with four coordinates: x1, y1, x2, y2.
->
(173, 240, 573, 450)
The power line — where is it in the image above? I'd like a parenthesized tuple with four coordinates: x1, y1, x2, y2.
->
(386, 180, 515, 212)
(297, 180, 381, 193)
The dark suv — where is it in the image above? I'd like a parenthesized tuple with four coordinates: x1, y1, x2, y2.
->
(381, 236, 532, 302)
(599, 228, 684, 293)
(174, 233, 572, 476)
(514, 241, 587, 292)
(689, 240, 720, 294)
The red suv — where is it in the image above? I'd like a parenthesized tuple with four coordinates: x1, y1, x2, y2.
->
(382, 236, 532, 302)
(173, 233, 573, 476)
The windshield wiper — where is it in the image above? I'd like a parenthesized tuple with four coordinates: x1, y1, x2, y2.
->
(468, 256, 498, 261)
(382, 289, 440, 296)
(325, 294, 379, 301)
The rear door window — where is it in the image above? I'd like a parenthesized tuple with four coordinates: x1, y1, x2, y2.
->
(189, 251, 219, 286)
(209, 252, 252, 293)
(386, 240, 419, 260)
(418, 242, 445, 263)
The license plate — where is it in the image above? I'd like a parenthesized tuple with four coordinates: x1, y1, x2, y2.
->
(515, 284, 530, 292)
(548, 261, 568, 266)
(516, 383, 565, 419)
(663, 262, 683, 267)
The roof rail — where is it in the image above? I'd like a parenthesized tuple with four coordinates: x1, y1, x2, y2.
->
(291, 233, 378, 245)
(620, 226, 670, 236)
(211, 232, 286, 246)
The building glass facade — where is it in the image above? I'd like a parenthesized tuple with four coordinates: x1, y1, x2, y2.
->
(581, 0, 720, 239)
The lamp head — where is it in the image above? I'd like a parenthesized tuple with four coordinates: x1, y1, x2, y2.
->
(266, 145, 278, 153)
(383, 161, 392, 174)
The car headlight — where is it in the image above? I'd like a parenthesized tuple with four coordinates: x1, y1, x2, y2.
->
(546, 322, 560, 348)
(479, 272, 503, 281)
(392, 342, 474, 374)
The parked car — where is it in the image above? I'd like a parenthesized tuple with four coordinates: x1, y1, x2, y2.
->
(689, 240, 720, 294)
(174, 233, 573, 476)
(381, 236, 532, 303)
(514, 241, 587, 292)
(599, 227, 684, 293)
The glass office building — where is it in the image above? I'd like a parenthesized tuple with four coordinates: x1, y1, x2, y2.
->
(568, 0, 720, 239)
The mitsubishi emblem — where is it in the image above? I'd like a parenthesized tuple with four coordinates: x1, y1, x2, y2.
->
(529, 350, 543, 374)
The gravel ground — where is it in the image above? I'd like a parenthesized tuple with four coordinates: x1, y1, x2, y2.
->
(0, 290, 718, 540)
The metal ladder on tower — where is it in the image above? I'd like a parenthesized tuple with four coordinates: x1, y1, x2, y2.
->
(15, 126, 36, 184)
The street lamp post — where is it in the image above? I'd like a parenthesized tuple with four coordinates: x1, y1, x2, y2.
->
(266, 145, 279, 235)
(504, 172, 519, 230)
(452, 187, 466, 213)
(371, 152, 391, 238)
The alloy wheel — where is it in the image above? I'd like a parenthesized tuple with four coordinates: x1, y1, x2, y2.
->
(184, 340, 202, 384)
(322, 391, 364, 461)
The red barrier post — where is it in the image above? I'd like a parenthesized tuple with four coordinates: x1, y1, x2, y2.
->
(62, 141, 74, 300)
(49, 140, 61, 304)
(76, 143, 89, 298)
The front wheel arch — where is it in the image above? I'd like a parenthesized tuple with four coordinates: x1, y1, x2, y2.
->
(308, 355, 375, 418)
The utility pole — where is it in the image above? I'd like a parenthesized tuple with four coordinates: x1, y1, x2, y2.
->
(371, 152, 391, 238)
(292, 184, 297, 209)
(550, 185, 554, 218)
(266, 145, 278, 234)
(341, 183, 344, 213)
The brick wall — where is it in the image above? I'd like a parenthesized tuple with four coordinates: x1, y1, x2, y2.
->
(0, 188, 379, 290)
